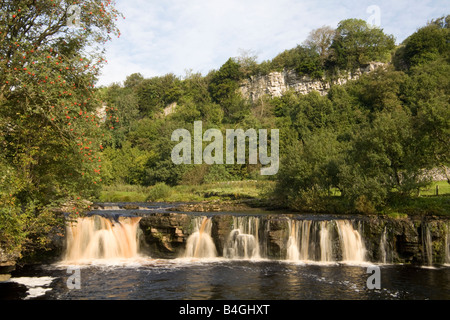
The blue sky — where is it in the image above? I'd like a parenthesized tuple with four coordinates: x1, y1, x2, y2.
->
(96, 0, 448, 87)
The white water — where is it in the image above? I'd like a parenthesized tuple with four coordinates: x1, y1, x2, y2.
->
(379, 226, 393, 264)
(286, 221, 300, 261)
(287, 220, 313, 261)
(224, 216, 261, 259)
(8, 276, 56, 299)
(62, 214, 450, 267)
(423, 225, 433, 267)
(319, 221, 333, 262)
(63, 215, 142, 263)
(285, 219, 366, 264)
(336, 220, 366, 263)
(98, 205, 122, 210)
(183, 217, 217, 258)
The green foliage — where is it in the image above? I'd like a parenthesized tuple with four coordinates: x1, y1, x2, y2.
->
(208, 58, 249, 121)
(272, 17, 450, 213)
(146, 182, 172, 201)
(0, 0, 122, 256)
(399, 15, 450, 68)
(330, 19, 395, 71)
(136, 73, 182, 117)
(269, 46, 324, 78)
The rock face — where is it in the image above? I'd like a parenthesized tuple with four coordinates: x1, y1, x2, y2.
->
(0, 247, 21, 276)
(137, 212, 196, 258)
(138, 212, 450, 265)
(239, 62, 386, 102)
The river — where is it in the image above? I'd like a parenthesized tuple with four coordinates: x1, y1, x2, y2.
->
(1, 203, 449, 301)
(2, 258, 450, 300)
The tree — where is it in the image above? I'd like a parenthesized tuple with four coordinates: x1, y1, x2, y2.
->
(235, 48, 259, 77)
(208, 58, 248, 121)
(330, 19, 395, 71)
(303, 26, 335, 62)
(124, 72, 144, 89)
(399, 15, 450, 68)
(136, 73, 182, 117)
(0, 0, 123, 256)
(268, 46, 324, 79)
(404, 56, 450, 183)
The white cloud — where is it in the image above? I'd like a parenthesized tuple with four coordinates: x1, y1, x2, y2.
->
(96, 0, 449, 87)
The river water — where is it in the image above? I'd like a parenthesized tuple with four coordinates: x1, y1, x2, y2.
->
(3, 257, 450, 300)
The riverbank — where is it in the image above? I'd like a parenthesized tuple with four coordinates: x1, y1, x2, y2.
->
(97, 180, 450, 216)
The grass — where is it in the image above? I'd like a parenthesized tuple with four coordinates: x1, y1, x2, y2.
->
(385, 194, 450, 217)
(96, 180, 450, 217)
(384, 181, 450, 217)
(419, 180, 450, 196)
(97, 180, 275, 203)
(98, 184, 151, 202)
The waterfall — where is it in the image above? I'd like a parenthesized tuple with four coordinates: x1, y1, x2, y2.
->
(63, 215, 142, 262)
(286, 220, 315, 261)
(286, 221, 300, 261)
(184, 216, 217, 258)
(335, 220, 366, 263)
(422, 225, 433, 266)
(445, 223, 450, 265)
(285, 219, 366, 263)
(319, 221, 333, 262)
(379, 226, 392, 264)
(223, 216, 260, 259)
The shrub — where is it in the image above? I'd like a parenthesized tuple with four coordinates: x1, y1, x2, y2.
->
(146, 183, 172, 201)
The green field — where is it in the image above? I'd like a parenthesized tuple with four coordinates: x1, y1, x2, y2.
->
(97, 180, 275, 203)
(419, 180, 450, 196)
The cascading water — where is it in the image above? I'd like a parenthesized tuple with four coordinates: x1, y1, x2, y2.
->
(183, 216, 217, 258)
(63, 215, 142, 263)
(336, 220, 366, 262)
(223, 216, 261, 259)
(379, 226, 389, 264)
(319, 221, 333, 262)
(60, 209, 450, 268)
(285, 219, 366, 263)
(445, 223, 450, 265)
(286, 221, 300, 261)
(286, 220, 315, 261)
(422, 225, 433, 267)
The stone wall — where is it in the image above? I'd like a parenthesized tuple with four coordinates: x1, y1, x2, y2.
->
(239, 62, 386, 102)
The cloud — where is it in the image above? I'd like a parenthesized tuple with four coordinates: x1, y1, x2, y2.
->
(96, 0, 449, 87)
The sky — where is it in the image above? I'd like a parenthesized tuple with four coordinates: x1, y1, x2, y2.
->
(96, 0, 449, 87)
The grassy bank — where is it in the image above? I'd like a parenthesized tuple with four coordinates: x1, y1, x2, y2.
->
(97, 180, 275, 203)
(96, 180, 450, 217)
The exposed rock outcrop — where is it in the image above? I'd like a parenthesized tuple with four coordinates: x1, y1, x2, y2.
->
(0, 247, 21, 276)
(239, 62, 386, 102)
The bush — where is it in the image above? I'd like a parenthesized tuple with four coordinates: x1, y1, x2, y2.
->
(146, 182, 172, 201)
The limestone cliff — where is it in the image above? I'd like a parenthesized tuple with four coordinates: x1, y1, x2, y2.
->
(239, 62, 386, 101)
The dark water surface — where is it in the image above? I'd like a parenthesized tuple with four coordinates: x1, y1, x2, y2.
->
(2, 259, 449, 300)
